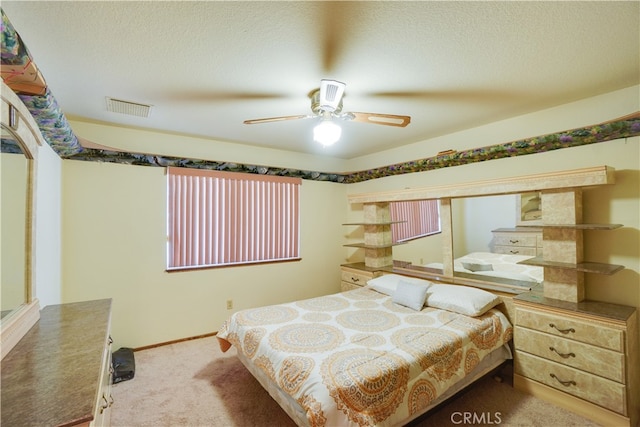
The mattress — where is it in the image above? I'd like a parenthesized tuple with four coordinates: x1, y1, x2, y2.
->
(217, 286, 513, 427)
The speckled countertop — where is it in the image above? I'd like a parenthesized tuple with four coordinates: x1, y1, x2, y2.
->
(515, 291, 636, 322)
(1, 299, 112, 427)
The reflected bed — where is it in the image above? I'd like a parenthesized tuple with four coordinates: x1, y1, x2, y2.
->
(424, 251, 543, 285)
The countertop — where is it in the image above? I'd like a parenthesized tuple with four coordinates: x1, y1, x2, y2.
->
(1, 299, 112, 426)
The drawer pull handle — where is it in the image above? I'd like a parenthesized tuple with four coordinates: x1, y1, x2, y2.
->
(549, 346, 575, 358)
(100, 395, 109, 414)
(351, 277, 360, 282)
(509, 250, 520, 254)
(108, 335, 113, 345)
(550, 373, 576, 387)
(509, 239, 520, 244)
(549, 323, 575, 334)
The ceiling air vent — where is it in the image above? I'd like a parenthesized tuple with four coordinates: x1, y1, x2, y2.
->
(105, 97, 152, 118)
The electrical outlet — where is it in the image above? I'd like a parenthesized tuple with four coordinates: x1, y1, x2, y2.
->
(226, 299, 233, 310)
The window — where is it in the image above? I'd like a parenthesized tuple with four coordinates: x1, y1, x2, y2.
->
(390, 199, 440, 243)
(167, 167, 301, 270)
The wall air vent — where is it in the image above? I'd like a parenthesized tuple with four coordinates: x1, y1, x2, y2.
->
(105, 97, 152, 118)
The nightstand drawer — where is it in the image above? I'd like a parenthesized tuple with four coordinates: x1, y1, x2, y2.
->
(516, 308, 624, 352)
(340, 269, 374, 287)
(341, 281, 361, 292)
(515, 351, 627, 415)
(493, 234, 538, 247)
(493, 246, 537, 256)
(514, 326, 625, 383)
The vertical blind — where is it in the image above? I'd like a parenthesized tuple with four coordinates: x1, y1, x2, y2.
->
(390, 199, 440, 243)
(167, 167, 301, 269)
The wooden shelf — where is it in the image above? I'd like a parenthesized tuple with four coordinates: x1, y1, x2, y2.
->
(343, 242, 406, 249)
(537, 223, 622, 230)
(519, 257, 624, 275)
(342, 221, 405, 226)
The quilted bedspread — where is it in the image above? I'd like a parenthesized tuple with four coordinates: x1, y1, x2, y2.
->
(217, 287, 512, 427)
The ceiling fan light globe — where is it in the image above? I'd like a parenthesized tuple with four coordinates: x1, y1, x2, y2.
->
(313, 120, 341, 146)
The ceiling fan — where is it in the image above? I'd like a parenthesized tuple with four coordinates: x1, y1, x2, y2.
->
(243, 79, 411, 146)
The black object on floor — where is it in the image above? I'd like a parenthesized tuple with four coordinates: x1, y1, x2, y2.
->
(112, 347, 135, 383)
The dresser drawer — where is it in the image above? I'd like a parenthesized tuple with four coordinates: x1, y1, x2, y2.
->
(493, 233, 538, 248)
(494, 246, 537, 256)
(516, 307, 624, 352)
(515, 351, 627, 415)
(514, 326, 625, 383)
(92, 335, 114, 427)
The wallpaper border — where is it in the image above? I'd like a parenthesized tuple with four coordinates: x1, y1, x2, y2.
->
(64, 112, 640, 183)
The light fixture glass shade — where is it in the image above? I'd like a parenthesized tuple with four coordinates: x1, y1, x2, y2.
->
(313, 120, 341, 146)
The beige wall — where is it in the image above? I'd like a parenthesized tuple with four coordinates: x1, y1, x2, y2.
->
(54, 86, 639, 349)
(34, 141, 63, 307)
(61, 161, 346, 348)
(1, 153, 28, 311)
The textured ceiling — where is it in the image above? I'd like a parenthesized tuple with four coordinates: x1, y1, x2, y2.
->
(1, 1, 638, 159)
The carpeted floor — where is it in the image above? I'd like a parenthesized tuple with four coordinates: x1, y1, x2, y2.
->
(111, 336, 601, 427)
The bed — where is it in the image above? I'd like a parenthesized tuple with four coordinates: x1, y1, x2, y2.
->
(217, 275, 513, 427)
(424, 251, 543, 285)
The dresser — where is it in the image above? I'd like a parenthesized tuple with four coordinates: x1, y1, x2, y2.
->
(340, 263, 385, 291)
(514, 292, 638, 427)
(1, 299, 114, 427)
(491, 227, 542, 256)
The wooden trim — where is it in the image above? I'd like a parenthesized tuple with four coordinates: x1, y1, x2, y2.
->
(167, 166, 302, 185)
(348, 166, 614, 204)
(1, 81, 42, 361)
(0, 299, 40, 359)
(133, 332, 217, 352)
(514, 374, 630, 427)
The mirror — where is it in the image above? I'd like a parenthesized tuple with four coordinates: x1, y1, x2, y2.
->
(1, 128, 29, 319)
(451, 195, 542, 289)
(1, 85, 40, 359)
(392, 194, 542, 293)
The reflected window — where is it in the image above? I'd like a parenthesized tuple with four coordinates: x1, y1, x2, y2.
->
(390, 200, 440, 243)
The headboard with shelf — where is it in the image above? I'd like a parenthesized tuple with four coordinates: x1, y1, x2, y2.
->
(346, 165, 623, 303)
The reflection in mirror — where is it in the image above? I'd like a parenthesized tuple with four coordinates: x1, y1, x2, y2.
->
(1, 128, 29, 320)
(451, 194, 542, 289)
(394, 195, 543, 292)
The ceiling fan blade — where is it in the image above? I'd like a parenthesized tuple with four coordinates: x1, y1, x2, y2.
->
(243, 114, 312, 125)
(318, 2, 359, 73)
(166, 90, 285, 102)
(367, 89, 517, 104)
(347, 112, 411, 127)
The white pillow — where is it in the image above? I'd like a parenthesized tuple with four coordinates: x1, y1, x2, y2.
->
(473, 270, 536, 283)
(426, 284, 501, 317)
(392, 280, 430, 311)
(462, 261, 493, 272)
(368, 274, 431, 296)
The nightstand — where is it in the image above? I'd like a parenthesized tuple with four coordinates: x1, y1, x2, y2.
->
(340, 263, 384, 291)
